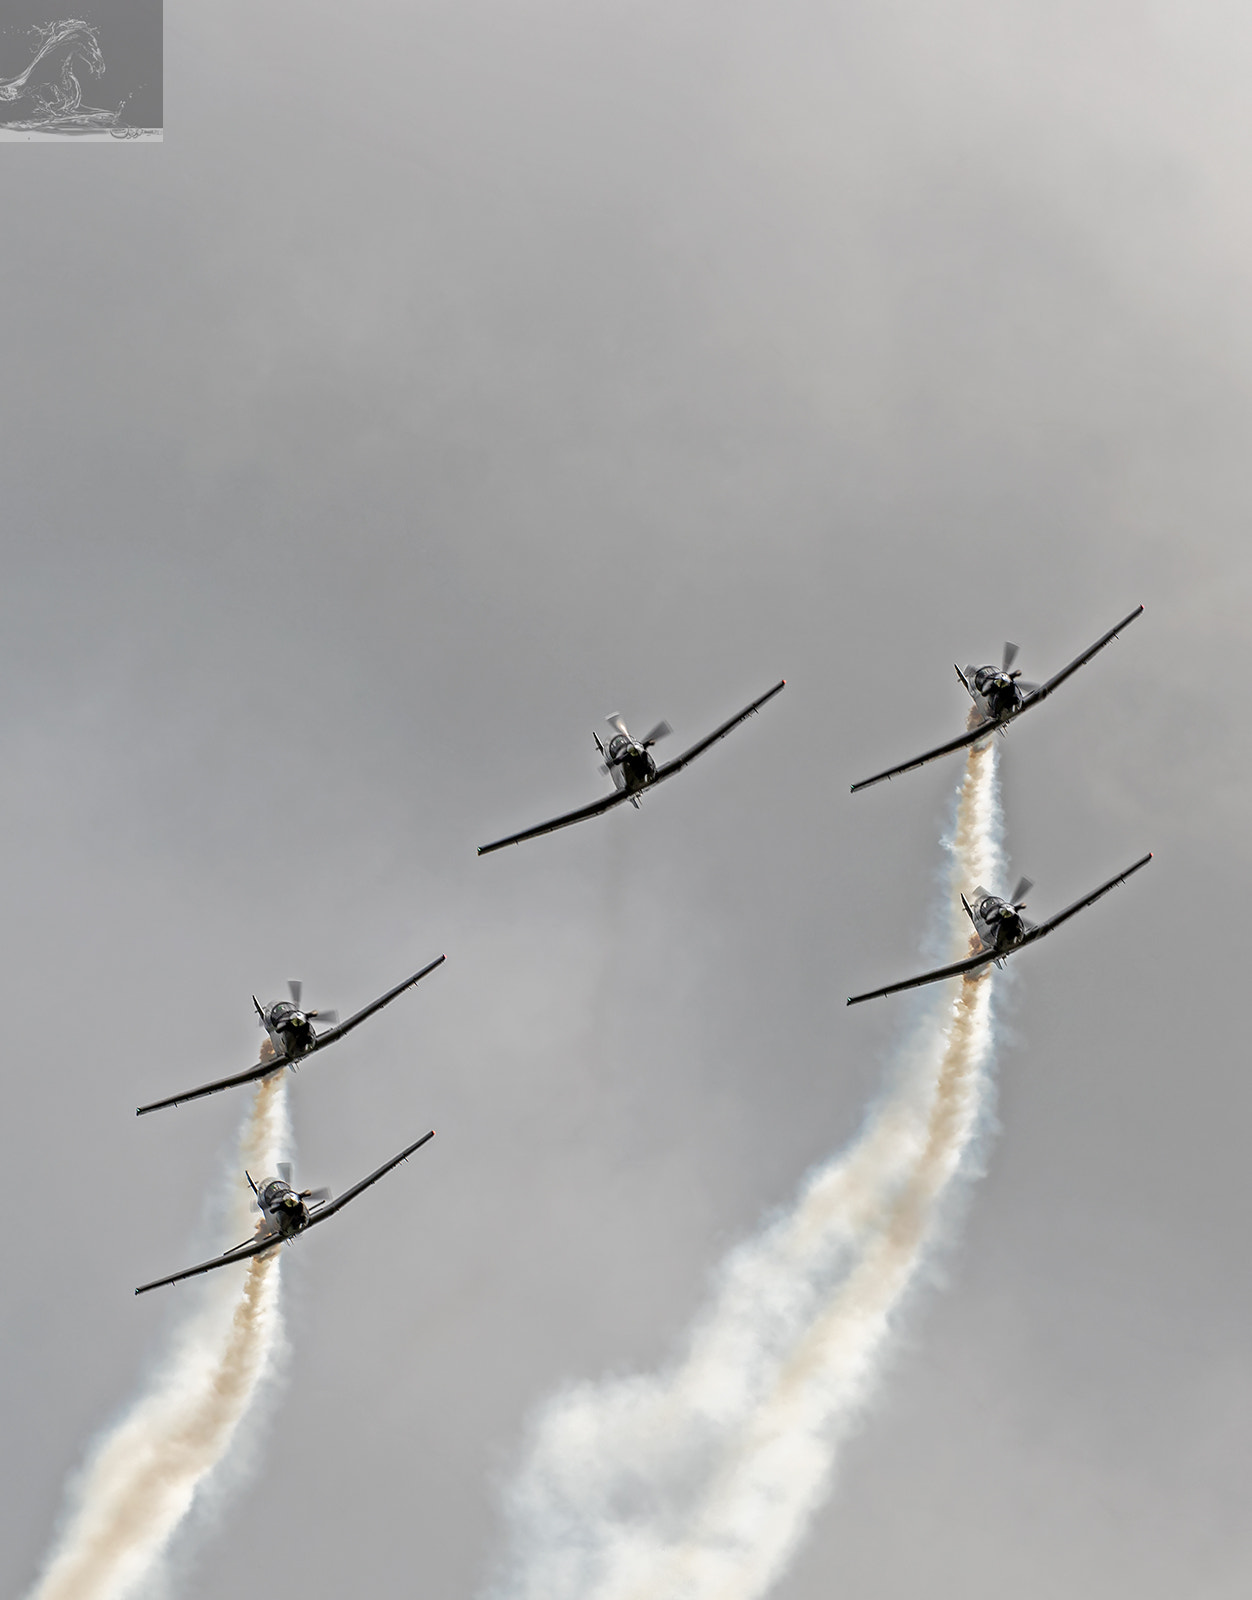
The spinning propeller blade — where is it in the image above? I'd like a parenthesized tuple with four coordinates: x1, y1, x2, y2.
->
(641, 720, 672, 747)
(310, 1009, 339, 1027)
(1009, 875, 1034, 906)
(276, 1163, 293, 1188)
(1002, 641, 1020, 672)
(288, 980, 302, 1009)
(606, 714, 630, 737)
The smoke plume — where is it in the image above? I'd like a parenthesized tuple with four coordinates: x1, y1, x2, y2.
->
(488, 739, 1003, 1600)
(26, 1075, 291, 1600)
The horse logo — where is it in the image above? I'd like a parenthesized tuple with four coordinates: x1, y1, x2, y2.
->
(0, 19, 120, 130)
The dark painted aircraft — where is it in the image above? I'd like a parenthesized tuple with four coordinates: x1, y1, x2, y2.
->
(135, 1132, 434, 1294)
(850, 606, 1144, 793)
(136, 958, 445, 1115)
(478, 680, 786, 855)
(846, 852, 1152, 1005)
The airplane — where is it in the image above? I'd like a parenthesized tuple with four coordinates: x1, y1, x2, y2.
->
(477, 679, 786, 855)
(846, 852, 1152, 1005)
(136, 957, 446, 1115)
(850, 605, 1144, 793)
(135, 1131, 434, 1294)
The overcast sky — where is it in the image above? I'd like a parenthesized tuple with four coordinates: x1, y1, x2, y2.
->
(2, 3, 1250, 1597)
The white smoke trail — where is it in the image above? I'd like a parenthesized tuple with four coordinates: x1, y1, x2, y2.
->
(488, 740, 1003, 1600)
(26, 1076, 291, 1600)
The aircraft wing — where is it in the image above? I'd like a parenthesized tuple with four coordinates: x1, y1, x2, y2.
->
(652, 679, 787, 785)
(846, 947, 998, 1005)
(304, 1130, 435, 1229)
(1019, 852, 1153, 943)
(477, 790, 629, 855)
(309, 956, 446, 1050)
(851, 721, 997, 793)
(136, 1059, 283, 1117)
(1018, 604, 1144, 711)
(135, 1229, 282, 1296)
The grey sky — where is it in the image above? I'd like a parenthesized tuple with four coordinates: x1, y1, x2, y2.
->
(2, 3, 1248, 1597)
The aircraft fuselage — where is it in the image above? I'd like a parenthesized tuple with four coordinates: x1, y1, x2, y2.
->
(256, 1176, 310, 1239)
(259, 1001, 317, 1063)
(965, 666, 1024, 724)
(605, 734, 657, 794)
(968, 894, 1027, 954)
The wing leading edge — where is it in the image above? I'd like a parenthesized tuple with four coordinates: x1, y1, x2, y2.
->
(846, 852, 1152, 1005)
(308, 956, 446, 1050)
(136, 1058, 284, 1116)
(652, 679, 787, 784)
(134, 1229, 283, 1296)
(850, 720, 997, 794)
(477, 790, 629, 856)
(1018, 604, 1145, 709)
(1018, 852, 1153, 943)
(134, 1132, 435, 1295)
(304, 1129, 435, 1227)
(846, 947, 998, 1006)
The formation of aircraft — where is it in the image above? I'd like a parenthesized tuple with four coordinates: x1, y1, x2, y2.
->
(850, 604, 1144, 792)
(477, 679, 786, 855)
(846, 605, 1151, 1006)
(136, 957, 446, 1115)
(846, 854, 1153, 1005)
(131, 618, 1150, 1304)
(133, 677, 791, 1302)
(134, 1134, 434, 1294)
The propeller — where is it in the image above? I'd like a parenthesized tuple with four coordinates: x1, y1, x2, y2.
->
(640, 720, 671, 747)
(276, 1162, 293, 1187)
(1009, 875, 1034, 907)
(1002, 641, 1019, 673)
(606, 714, 630, 737)
(300, 1186, 332, 1205)
(280, 981, 336, 1026)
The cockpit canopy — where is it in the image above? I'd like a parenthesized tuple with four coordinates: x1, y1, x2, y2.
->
(261, 1179, 290, 1205)
(608, 735, 630, 757)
